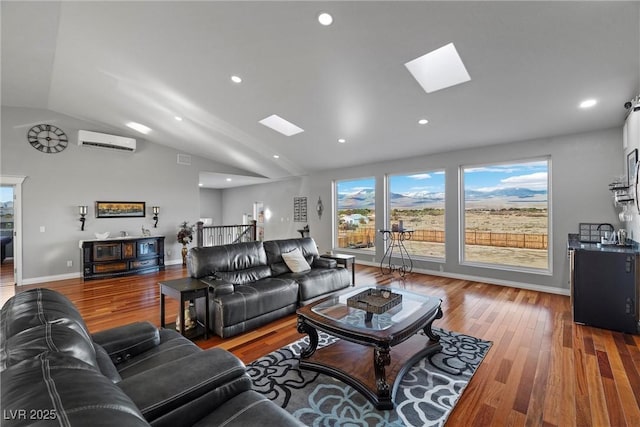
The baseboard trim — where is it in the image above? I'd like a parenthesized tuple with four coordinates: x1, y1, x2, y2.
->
(20, 261, 184, 285)
(21, 272, 83, 286)
(19, 260, 569, 296)
(355, 260, 570, 296)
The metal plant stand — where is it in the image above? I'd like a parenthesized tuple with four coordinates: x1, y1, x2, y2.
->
(379, 229, 414, 277)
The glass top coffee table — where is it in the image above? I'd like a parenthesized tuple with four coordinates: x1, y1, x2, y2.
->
(296, 286, 443, 409)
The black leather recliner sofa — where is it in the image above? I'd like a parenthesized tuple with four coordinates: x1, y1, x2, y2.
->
(0, 288, 302, 427)
(189, 237, 351, 338)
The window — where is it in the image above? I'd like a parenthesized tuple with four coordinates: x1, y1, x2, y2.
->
(388, 171, 445, 259)
(462, 159, 549, 271)
(335, 177, 375, 252)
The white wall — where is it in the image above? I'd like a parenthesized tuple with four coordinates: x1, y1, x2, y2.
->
(1, 107, 242, 282)
(221, 177, 311, 239)
(199, 188, 223, 225)
(223, 127, 623, 293)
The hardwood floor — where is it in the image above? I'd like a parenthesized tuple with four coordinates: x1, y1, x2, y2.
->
(0, 258, 14, 286)
(1, 259, 15, 305)
(8, 264, 640, 426)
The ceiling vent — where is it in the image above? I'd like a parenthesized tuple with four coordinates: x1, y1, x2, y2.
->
(177, 154, 192, 165)
(78, 130, 136, 152)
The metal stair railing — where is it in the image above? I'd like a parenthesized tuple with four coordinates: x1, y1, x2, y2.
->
(196, 220, 257, 247)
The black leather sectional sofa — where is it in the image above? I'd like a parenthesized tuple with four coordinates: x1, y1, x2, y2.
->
(0, 288, 302, 427)
(189, 237, 351, 338)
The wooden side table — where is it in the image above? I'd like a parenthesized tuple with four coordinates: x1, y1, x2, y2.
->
(321, 253, 356, 285)
(159, 277, 209, 340)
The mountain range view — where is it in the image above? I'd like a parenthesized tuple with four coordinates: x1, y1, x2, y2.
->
(338, 188, 547, 210)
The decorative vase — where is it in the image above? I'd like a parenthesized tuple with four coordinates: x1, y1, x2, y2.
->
(181, 244, 188, 266)
(176, 302, 197, 332)
(186, 302, 196, 330)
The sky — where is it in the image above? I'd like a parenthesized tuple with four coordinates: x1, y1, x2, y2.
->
(336, 160, 547, 196)
(336, 178, 375, 195)
(336, 174, 447, 195)
(0, 186, 13, 203)
(463, 161, 548, 192)
(389, 172, 445, 194)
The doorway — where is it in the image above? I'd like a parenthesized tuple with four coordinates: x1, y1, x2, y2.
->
(0, 184, 16, 305)
(0, 176, 25, 292)
(0, 185, 14, 286)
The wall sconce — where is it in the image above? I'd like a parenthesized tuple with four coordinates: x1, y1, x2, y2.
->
(316, 197, 324, 220)
(79, 205, 88, 231)
(152, 206, 160, 228)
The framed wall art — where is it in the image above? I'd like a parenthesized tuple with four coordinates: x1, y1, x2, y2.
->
(293, 196, 307, 222)
(96, 201, 146, 218)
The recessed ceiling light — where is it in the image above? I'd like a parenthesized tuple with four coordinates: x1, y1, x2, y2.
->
(126, 122, 151, 135)
(231, 75, 242, 83)
(405, 43, 471, 94)
(418, 118, 429, 125)
(273, 154, 280, 159)
(338, 138, 346, 143)
(259, 114, 304, 136)
(579, 99, 597, 109)
(174, 116, 183, 121)
(198, 183, 203, 187)
(318, 12, 333, 26)
(226, 178, 232, 182)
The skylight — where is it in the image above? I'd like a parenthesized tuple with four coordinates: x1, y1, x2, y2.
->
(405, 43, 471, 94)
(259, 115, 304, 136)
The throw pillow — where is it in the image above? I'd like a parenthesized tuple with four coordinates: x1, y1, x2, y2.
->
(281, 248, 311, 273)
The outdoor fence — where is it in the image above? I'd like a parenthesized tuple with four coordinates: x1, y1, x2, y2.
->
(338, 228, 547, 250)
(464, 231, 547, 249)
(338, 225, 376, 249)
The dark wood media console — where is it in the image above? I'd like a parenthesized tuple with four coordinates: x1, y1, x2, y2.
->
(81, 236, 165, 280)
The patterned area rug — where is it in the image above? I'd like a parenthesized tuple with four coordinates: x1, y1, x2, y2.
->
(247, 328, 491, 426)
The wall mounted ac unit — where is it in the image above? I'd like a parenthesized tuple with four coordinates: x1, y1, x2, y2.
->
(78, 130, 136, 152)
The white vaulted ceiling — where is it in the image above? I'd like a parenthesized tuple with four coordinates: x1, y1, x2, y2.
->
(2, 1, 639, 187)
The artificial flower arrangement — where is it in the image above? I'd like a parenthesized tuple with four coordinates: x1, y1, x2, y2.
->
(177, 221, 194, 245)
